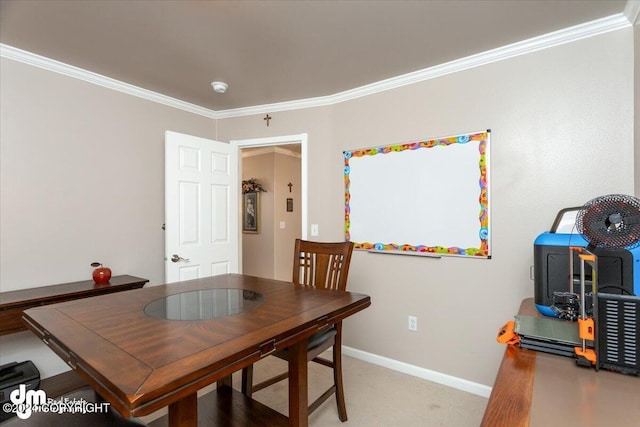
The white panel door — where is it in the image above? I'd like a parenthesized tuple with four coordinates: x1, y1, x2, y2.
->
(165, 131, 238, 283)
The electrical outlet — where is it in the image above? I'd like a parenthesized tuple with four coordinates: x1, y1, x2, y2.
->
(408, 315, 417, 332)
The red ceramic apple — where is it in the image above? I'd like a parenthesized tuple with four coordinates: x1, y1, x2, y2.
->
(91, 262, 112, 284)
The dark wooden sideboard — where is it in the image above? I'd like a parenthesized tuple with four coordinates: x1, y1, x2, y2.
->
(0, 275, 148, 336)
(0, 275, 149, 404)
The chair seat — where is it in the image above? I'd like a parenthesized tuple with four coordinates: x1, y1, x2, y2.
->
(1, 386, 145, 427)
(271, 327, 337, 361)
(308, 327, 337, 352)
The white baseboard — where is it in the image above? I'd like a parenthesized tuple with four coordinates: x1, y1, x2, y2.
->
(342, 346, 492, 398)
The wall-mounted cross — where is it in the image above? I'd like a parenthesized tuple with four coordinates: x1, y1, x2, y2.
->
(287, 182, 293, 193)
(264, 114, 272, 126)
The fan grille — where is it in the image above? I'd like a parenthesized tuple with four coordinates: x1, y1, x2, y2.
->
(576, 194, 640, 249)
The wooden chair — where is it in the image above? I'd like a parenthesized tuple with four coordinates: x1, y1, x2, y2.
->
(241, 239, 355, 421)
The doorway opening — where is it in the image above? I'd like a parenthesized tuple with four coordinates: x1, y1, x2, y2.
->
(231, 134, 308, 281)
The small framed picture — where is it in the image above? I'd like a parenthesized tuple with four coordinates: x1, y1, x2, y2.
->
(243, 192, 259, 233)
(286, 198, 293, 212)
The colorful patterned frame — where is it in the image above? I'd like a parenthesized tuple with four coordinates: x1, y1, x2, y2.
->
(343, 130, 490, 258)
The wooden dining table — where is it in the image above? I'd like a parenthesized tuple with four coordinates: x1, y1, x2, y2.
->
(22, 274, 371, 427)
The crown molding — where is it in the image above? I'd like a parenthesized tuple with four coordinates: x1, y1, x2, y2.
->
(1, 13, 630, 120)
(241, 146, 301, 159)
(624, 0, 640, 25)
(0, 44, 218, 119)
(205, 13, 633, 118)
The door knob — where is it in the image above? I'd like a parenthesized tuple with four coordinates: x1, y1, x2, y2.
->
(171, 254, 190, 263)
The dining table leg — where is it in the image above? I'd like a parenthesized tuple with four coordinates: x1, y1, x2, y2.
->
(168, 392, 198, 427)
(288, 339, 309, 427)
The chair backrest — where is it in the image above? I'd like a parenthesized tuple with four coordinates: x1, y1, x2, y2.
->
(292, 239, 354, 291)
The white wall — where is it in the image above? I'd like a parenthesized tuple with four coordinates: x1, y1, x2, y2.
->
(0, 57, 218, 376)
(0, 27, 635, 388)
(635, 19, 640, 196)
(218, 28, 635, 386)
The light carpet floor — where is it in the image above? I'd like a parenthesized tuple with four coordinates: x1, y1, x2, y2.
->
(141, 354, 488, 426)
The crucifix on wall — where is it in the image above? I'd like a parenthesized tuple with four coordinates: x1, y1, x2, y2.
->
(264, 114, 272, 126)
(287, 183, 293, 212)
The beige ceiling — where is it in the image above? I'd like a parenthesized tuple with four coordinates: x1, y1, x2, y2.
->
(0, 0, 630, 112)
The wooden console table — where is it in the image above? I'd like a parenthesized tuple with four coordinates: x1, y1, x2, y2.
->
(0, 275, 148, 336)
(481, 298, 639, 427)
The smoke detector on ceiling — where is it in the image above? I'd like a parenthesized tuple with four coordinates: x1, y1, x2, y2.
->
(211, 81, 228, 94)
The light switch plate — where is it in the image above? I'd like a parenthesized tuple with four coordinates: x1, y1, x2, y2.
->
(311, 224, 319, 236)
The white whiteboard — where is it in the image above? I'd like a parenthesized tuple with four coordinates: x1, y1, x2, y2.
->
(344, 131, 490, 258)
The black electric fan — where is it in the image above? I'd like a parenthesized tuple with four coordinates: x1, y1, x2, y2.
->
(574, 194, 640, 374)
(575, 194, 640, 250)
